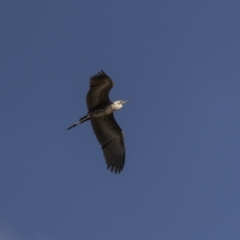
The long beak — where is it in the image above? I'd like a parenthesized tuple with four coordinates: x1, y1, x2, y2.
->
(122, 100, 131, 104)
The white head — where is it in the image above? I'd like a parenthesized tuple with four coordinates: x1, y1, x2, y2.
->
(112, 100, 131, 111)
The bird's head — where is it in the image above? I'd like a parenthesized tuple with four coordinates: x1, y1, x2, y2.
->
(112, 100, 131, 110)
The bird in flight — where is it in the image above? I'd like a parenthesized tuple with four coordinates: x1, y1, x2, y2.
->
(67, 70, 130, 174)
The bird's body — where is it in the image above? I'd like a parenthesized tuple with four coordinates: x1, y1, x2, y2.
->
(67, 70, 130, 174)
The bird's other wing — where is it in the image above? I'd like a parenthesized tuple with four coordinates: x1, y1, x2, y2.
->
(86, 70, 114, 111)
(90, 113, 125, 173)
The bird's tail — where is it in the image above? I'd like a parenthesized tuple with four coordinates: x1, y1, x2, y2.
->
(67, 114, 90, 130)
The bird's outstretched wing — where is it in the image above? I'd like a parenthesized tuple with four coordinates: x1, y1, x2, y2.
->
(90, 113, 125, 173)
(86, 70, 114, 111)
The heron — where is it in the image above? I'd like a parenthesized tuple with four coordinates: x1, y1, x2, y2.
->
(67, 70, 130, 174)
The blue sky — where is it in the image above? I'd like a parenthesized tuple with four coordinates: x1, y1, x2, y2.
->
(1, 1, 240, 239)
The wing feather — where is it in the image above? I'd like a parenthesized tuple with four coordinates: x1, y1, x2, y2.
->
(86, 70, 114, 111)
(90, 113, 125, 173)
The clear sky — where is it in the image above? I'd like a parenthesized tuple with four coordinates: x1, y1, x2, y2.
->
(1, 1, 240, 239)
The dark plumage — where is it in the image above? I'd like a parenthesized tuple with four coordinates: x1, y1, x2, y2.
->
(67, 70, 130, 174)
